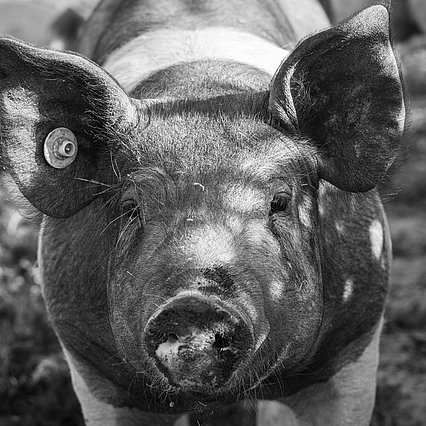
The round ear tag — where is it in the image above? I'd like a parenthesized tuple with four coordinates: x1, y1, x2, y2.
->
(44, 127, 78, 169)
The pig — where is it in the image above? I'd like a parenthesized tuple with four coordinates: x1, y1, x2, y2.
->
(0, 0, 406, 425)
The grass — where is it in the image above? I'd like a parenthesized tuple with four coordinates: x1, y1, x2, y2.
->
(0, 200, 84, 425)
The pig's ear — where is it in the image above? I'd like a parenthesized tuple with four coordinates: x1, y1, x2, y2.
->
(0, 37, 138, 218)
(269, 5, 405, 192)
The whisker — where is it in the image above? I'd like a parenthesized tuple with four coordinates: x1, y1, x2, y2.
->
(74, 177, 115, 188)
(100, 210, 130, 236)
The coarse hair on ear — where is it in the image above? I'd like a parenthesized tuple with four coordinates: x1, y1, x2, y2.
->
(269, 3, 406, 193)
(0, 37, 140, 218)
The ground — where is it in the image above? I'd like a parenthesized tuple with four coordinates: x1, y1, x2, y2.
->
(0, 2, 426, 425)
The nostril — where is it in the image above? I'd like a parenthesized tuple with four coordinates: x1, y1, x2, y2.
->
(213, 333, 229, 350)
(213, 333, 238, 361)
(167, 332, 179, 344)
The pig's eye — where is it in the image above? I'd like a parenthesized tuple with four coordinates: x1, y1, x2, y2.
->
(122, 199, 142, 223)
(270, 191, 291, 215)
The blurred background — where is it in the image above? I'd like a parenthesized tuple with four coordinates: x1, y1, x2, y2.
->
(0, 0, 425, 425)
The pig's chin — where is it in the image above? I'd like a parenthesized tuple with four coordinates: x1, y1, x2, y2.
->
(145, 352, 251, 399)
(130, 338, 312, 411)
(142, 358, 290, 411)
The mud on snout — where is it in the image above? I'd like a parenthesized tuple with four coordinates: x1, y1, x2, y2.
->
(142, 295, 254, 394)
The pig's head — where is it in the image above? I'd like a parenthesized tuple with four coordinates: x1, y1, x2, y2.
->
(0, 5, 404, 408)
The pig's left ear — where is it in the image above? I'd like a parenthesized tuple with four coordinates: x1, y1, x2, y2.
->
(0, 37, 138, 218)
(269, 5, 406, 192)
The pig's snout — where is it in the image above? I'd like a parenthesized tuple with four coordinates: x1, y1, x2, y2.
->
(144, 297, 253, 392)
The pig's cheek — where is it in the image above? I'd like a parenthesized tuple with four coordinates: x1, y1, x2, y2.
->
(105, 255, 146, 359)
(260, 224, 323, 351)
(270, 213, 321, 293)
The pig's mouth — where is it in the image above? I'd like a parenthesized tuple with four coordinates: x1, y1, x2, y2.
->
(142, 296, 254, 396)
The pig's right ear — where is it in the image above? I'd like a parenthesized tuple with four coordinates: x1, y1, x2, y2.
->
(269, 5, 406, 193)
(0, 37, 138, 218)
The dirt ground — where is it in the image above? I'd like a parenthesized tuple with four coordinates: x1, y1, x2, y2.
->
(0, 1, 426, 425)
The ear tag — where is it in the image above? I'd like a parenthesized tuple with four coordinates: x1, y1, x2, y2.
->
(44, 127, 78, 169)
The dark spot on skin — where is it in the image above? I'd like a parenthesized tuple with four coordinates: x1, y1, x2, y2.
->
(203, 266, 234, 289)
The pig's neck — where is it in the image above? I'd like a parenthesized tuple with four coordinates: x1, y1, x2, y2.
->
(103, 28, 289, 96)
